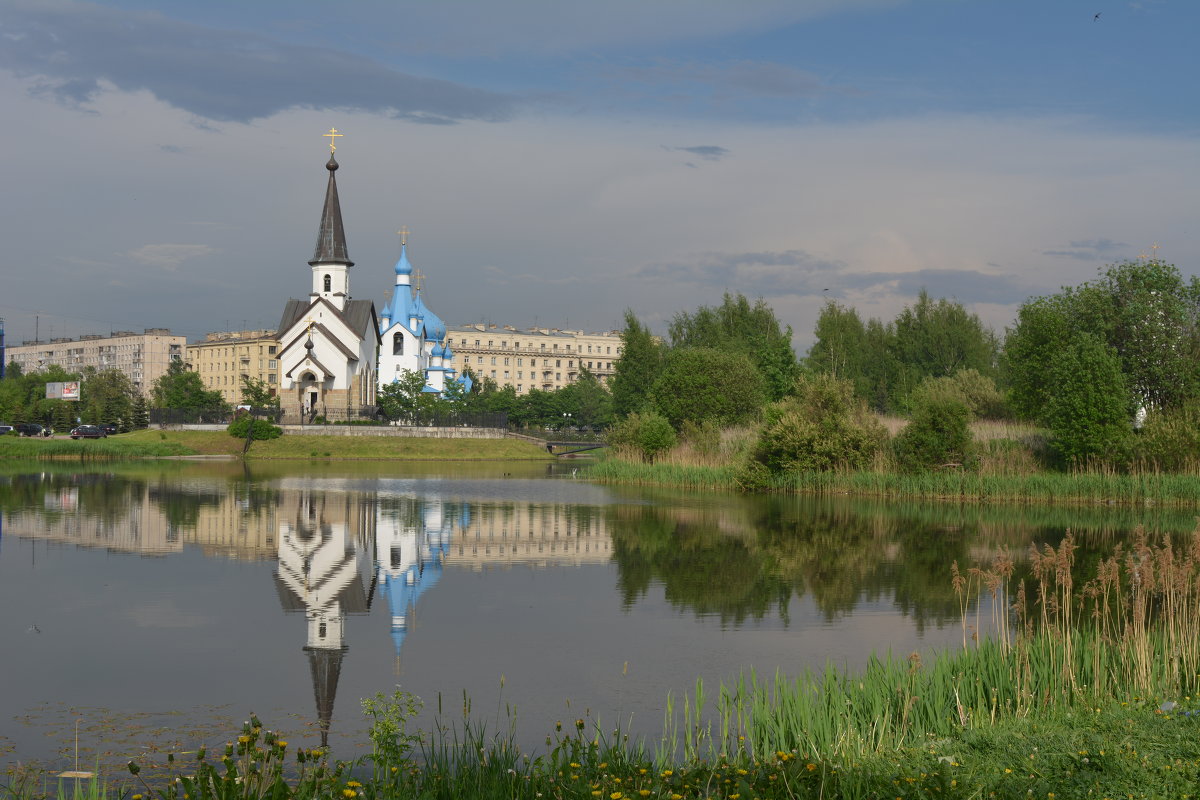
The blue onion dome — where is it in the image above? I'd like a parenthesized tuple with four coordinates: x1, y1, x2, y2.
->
(394, 243, 413, 276)
(431, 340, 445, 359)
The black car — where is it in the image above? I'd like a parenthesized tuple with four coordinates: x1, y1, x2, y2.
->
(15, 423, 45, 437)
(70, 425, 107, 439)
(99, 423, 119, 435)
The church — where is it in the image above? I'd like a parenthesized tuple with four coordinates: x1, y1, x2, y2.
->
(377, 231, 470, 397)
(276, 132, 380, 421)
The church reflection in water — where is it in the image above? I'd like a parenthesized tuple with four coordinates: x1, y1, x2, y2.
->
(266, 487, 609, 747)
(1, 474, 612, 747)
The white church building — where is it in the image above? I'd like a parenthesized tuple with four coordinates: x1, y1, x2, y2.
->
(276, 140, 380, 421)
(377, 232, 470, 397)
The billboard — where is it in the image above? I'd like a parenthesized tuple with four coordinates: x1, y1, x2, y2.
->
(46, 381, 82, 401)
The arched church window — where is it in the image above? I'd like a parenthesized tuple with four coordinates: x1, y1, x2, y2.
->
(393, 332, 404, 356)
(323, 274, 331, 292)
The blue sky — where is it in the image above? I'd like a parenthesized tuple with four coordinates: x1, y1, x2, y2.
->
(1, 0, 1196, 352)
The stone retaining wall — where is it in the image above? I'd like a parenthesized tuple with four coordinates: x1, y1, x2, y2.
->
(170, 423, 508, 439)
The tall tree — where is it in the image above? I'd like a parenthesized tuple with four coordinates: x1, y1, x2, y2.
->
(610, 310, 664, 417)
(151, 360, 228, 412)
(80, 367, 136, 426)
(649, 347, 765, 429)
(890, 290, 999, 400)
(669, 292, 798, 401)
(1004, 259, 1200, 421)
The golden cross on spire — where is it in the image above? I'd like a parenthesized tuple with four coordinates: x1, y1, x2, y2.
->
(398, 226, 409, 246)
(323, 127, 343, 153)
(413, 268, 425, 292)
(1138, 251, 1150, 261)
(1152, 242, 1161, 259)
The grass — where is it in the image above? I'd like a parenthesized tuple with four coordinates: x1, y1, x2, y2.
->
(0, 430, 554, 461)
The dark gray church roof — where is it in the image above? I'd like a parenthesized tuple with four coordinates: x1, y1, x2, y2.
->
(277, 298, 379, 343)
(310, 155, 353, 267)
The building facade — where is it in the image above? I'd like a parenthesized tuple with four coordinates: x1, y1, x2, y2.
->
(188, 329, 281, 404)
(276, 147, 380, 421)
(446, 324, 622, 394)
(5, 328, 185, 396)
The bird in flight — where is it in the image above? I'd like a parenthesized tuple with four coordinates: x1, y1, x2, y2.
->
(1094, 12, 1101, 21)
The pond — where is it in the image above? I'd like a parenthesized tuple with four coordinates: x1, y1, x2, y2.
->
(0, 459, 1192, 777)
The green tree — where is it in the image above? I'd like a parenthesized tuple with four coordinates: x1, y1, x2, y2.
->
(151, 360, 227, 413)
(1005, 259, 1200, 423)
(239, 376, 280, 408)
(668, 292, 798, 401)
(80, 367, 136, 426)
(649, 347, 765, 429)
(610, 310, 664, 417)
(556, 367, 613, 430)
(1043, 332, 1132, 468)
(890, 290, 999, 405)
(607, 410, 677, 462)
(377, 369, 437, 421)
(805, 301, 870, 394)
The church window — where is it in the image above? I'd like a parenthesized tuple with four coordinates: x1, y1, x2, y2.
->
(323, 274, 331, 292)
(393, 333, 404, 356)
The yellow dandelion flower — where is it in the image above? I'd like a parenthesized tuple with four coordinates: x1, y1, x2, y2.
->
(342, 791, 356, 799)
(671, 795, 683, 800)
(737, 769, 748, 775)
(639, 792, 651, 798)
(237, 736, 251, 744)
(599, 763, 608, 769)
(610, 792, 623, 800)
(639, 768, 648, 775)
(1004, 768, 1012, 774)
(571, 763, 581, 769)
(661, 770, 674, 777)
(592, 793, 602, 798)
(806, 763, 816, 772)
(347, 781, 362, 788)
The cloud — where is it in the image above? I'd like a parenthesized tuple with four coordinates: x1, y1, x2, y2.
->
(1041, 238, 1132, 261)
(126, 244, 217, 272)
(0, 1, 515, 123)
(637, 249, 845, 295)
(840, 269, 1033, 306)
(664, 145, 730, 161)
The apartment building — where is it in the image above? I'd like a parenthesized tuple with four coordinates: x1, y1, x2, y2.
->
(446, 324, 622, 394)
(188, 329, 281, 403)
(6, 328, 185, 396)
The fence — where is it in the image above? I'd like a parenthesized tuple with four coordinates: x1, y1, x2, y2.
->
(151, 406, 507, 430)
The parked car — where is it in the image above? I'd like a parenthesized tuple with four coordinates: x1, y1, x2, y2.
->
(14, 423, 45, 437)
(0, 423, 13, 435)
(99, 423, 119, 435)
(70, 425, 107, 439)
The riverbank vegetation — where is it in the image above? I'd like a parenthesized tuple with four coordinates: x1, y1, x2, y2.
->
(6, 528, 1200, 799)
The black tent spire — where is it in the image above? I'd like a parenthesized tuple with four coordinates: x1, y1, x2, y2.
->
(309, 155, 354, 267)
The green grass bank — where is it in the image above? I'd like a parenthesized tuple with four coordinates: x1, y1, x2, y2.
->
(0, 430, 553, 461)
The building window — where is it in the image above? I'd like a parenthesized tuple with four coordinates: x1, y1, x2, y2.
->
(517, 384, 523, 392)
(503, 357, 509, 366)
(556, 359, 561, 367)
(475, 339, 480, 346)
(393, 332, 404, 356)
(518, 371, 523, 378)
(268, 360, 278, 369)
(477, 356, 483, 364)
(517, 358, 523, 366)
(268, 374, 277, 384)
(504, 371, 510, 379)
(268, 346, 277, 354)
(488, 340, 493, 347)
(501, 341, 507, 348)
(324, 274, 331, 292)
(607, 347, 611, 354)
(491, 357, 496, 365)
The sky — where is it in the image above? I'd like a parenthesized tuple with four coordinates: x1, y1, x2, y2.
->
(1, 0, 1197, 354)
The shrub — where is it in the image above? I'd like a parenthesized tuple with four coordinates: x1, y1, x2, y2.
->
(891, 395, 974, 472)
(907, 368, 1008, 419)
(649, 347, 765, 429)
(679, 418, 722, 457)
(608, 411, 677, 462)
(1043, 333, 1132, 468)
(749, 374, 886, 474)
(1135, 400, 1200, 472)
(227, 416, 283, 440)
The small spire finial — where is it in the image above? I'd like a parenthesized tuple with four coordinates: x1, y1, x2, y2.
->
(1138, 251, 1150, 262)
(1152, 242, 1161, 259)
(323, 127, 343, 153)
(398, 226, 409, 246)
(413, 268, 425, 293)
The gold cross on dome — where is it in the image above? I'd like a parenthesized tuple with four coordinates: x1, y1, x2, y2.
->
(1152, 242, 1161, 258)
(413, 268, 425, 292)
(1138, 251, 1150, 261)
(398, 226, 409, 246)
(323, 127, 343, 153)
